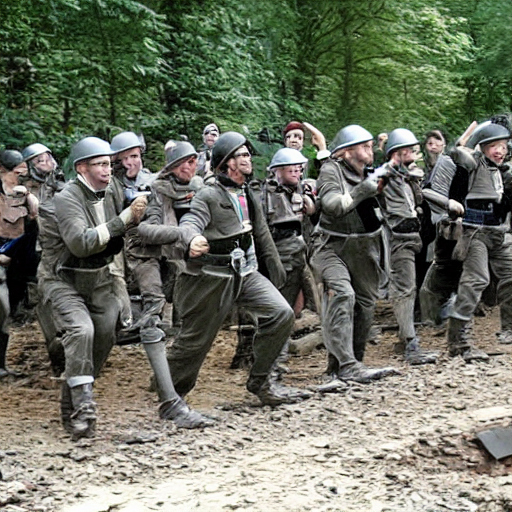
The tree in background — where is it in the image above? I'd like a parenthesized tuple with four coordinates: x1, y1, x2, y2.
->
(0, 0, 510, 170)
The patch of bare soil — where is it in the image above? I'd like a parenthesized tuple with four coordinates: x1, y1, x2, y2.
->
(2, 304, 512, 511)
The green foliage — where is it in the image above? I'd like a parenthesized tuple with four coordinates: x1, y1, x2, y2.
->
(1, 0, 511, 168)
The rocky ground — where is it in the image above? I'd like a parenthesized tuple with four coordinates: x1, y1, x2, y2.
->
(2, 304, 512, 512)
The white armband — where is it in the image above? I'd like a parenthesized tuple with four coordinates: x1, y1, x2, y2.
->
(95, 223, 111, 245)
(339, 193, 354, 209)
(316, 149, 331, 160)
(119, 206, 134, 225)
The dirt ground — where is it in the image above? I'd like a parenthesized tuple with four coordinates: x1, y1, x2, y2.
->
(2, 304, 512, 512)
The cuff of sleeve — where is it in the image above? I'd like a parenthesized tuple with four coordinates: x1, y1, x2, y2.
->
(106, 217, 126, 238)
(316, 149, 331, 160)
(95, 223, 111, 245)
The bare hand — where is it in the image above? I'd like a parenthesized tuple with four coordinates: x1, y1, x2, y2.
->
(458, 121, 478, 147)
(26, 193, 39, 218)
(130, 195, 147, 224)
(448, 199, 464, 216)
(189, 235, 209, 258)
(303, 122, 327, 152)
(303, 195, 316, 215)
(12, 185, 28, 196)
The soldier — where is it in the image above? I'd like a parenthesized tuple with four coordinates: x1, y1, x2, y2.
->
(21, 143, 66, 203)
(283, 121, 330, 175)
(196, 123, 220, 178)
(0, 150, 38, 378)
(419, 130, 464, 326)
(110, 131, 156, 328)
(145, 131, 312, 405)
(136, 141, 213, 427)
(444, 123, 512, 359)
(310, 125, 397, 384)
(262, 147, 315, 307)
(37, 136, 149, 439)
(423, 130, 448, 178)
(375, 129, 438, 365)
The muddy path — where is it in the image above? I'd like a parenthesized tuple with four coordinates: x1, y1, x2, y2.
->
(2, 305, 512, 511)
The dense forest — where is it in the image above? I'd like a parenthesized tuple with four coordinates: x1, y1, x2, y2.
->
(1, 0, 511, 170)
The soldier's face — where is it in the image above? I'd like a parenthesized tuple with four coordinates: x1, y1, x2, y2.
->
(203, 130, 219, 148)
(425, 137, 445, 156)
(276, 165, 302, 186)
(1, 164, 26, 188)
(397, 147, 415, 166)
(345, 141, 374, 173)
(117, 147, 142, 179)
(32, 152, 56, 174)
(228, 146, 252, 176)
(80, 157, 112, 190)
(483, 140, 508, 165)
(285, 130, 304, 151)
(171, 156, 197, 184)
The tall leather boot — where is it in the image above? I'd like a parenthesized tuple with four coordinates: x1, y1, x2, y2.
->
(447, 317, 489, 362)
(0, 332, 8, 378)
(353, 304, 374, 362)
(144, 341, 213, 429)
(0, 333, 18, 378)
(61, 382, 73, 434)
(230, 324, 255, 370)
(69, 383, 97, 441)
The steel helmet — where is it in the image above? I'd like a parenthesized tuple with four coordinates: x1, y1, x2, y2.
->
(329, 125, 373, 153)
(22, 143, 52, 162)
(211, 131, 248, 171)
(0, 150, 24, 171)
(385, 128, 419, 155)
(164, 141, 197, 169)
(70, 137, 114, 166)
(110, 131, 145, 154)
(466, 121, 510, 149)
(268, 148, 308, 170)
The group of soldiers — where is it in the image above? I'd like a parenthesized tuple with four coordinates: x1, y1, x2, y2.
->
(1, 114, 512, 441)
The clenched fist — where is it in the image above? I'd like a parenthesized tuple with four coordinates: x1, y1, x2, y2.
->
(130, 195, 147, 224)
(189, 235, 209, 258)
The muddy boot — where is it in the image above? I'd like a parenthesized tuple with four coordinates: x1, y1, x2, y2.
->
(230, 324, 255, 370)
(314, 375, 348, 393)
(246, 374, 313, 407)
(0, 333, 20, 378)
(69, 383, 97, 441)
(338, 362, 399, 384)
(404, 337, 438, 365)
(325, 353, 339, 376)
(447, 317, 489, 362)
(497, 330, 512, 344)
(60, 382, 73, 434)
(0, 333, 8, 379)
(159, 397, 214, 429)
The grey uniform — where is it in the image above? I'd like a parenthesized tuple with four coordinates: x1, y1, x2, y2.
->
(260, 179, 310, 307)
(153, 172, 293, 397)
(310, 158, 383, 367)
(448, 150, 512, 330)
(420, 153, 462, 324)
(135, 172, 203, 339)
(377, 162, 422, 342)
(37, 178, 126, 385)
